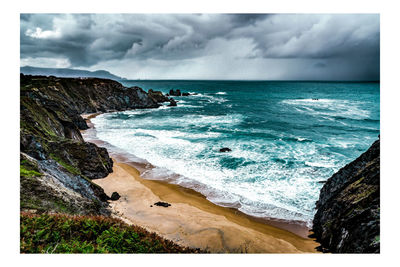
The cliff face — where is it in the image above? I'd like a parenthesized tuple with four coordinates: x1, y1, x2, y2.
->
(312, 139, 380, 253)
(20, 74, 161, 215)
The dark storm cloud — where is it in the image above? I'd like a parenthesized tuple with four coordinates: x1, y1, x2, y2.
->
(20, 14, 380, 80)
(229, 14, 271, 25)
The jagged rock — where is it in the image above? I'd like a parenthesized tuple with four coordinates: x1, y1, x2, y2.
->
(168, 98, 177, 107)
(154, 201, 171, 207)
(219, 147, 232, 152)
(47, 140, 113, 180)
(110, 192, 121, 201)
(169, 89, 181, 96)
(148, 89, 170, 103)
(312, 139, 380, 253)
(20, 152, 110, 215)
(182, 92, 190, 96)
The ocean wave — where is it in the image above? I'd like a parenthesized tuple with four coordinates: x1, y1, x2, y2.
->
(187, 92, 227, 103)
(281, 98, 371, 120)
(305, 161, 336, 168)
(215, 91, 227, 95)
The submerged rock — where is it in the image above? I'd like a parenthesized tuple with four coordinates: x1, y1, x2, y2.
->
(219, 147, 232, 152)
(312, 138, 380, 253)
(154, 201, 171, 207)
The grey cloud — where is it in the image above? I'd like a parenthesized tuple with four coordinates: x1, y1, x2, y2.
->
(313, 62, 326, 68)
(20, 13, 380, 80)
(229, 14, 271, 25)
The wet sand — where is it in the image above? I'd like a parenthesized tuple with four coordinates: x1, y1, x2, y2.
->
(82, 113, 320, 253)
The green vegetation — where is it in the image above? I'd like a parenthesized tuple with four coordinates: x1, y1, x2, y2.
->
(20, 159, 42, 178)
(49, 153, 81, 175)
(20, 212, 202, 253)
(20, 165, 42, 177)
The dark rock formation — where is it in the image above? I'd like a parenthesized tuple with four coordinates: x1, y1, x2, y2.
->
(148, 89, 170, 103)
(169, 89, 181, 96)
(20, 74, 161, 215)
(168, 89, 191, 96)
(219, 147, 232, 152)
(154, 201, 171, 207)
(168, 98, 177, 107)
(20, 152, 110, 215)
(312, 139, 380, 253)
(111, 192, 121, 201)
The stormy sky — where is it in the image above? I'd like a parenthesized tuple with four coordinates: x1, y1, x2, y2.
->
(20, 14, 380, 80)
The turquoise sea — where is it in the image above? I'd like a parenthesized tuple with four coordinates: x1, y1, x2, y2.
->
(91, 80, 380, 226)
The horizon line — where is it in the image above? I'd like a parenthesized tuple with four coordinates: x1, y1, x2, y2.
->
(120, 78, 380, 83)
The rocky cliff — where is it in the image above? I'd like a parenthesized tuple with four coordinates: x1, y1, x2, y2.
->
(312, 139, 380, 253)
(20, 74, 161, 215)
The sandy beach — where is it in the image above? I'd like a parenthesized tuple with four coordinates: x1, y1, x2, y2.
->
(82, 113, 320, 253)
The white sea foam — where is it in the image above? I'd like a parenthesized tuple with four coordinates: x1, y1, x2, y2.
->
(281, 98, 370, 120)
(187, 92, 227, 103)
(305, 161, 336, 168)
(215, 91, 227, 95)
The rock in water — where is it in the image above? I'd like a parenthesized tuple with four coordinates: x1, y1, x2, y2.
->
(219, 147, 232, 152)
(168, 98, 177, 106)
(312, 139, 380, 253)
(148, 89, 170, 103)
(169, 89, 181, 96)
(110, 192, 121, 201)
(154, 201, 171, 207)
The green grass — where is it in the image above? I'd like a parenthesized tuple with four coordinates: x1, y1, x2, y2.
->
(20, 212, 203, 253)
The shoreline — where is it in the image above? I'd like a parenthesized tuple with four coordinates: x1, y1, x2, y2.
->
(81, 112, 320, 253)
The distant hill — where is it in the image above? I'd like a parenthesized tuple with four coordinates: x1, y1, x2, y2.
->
(20, 66, 125, 80)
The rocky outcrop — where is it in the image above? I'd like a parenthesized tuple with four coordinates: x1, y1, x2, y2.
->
(148, 89, 170, 103)
(168, 89, 182, 96)
(312, 139, 380, 253)
(20, 74, 161, 215)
